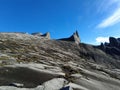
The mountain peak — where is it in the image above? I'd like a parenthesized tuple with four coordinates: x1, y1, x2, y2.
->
(0, 32, 120, 90)
(59, 31, 81, 44)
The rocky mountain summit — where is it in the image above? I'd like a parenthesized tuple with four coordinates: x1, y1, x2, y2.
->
(32, 32, 50, 39)
(99, 37, 120, 59)
(59, 31, 80, 44)
(0, 32, 120, 90)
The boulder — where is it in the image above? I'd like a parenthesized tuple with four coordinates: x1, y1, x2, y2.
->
(9, 83, 24, 88)
(43, 78, 67, 90)
(60, 86, 73, 90)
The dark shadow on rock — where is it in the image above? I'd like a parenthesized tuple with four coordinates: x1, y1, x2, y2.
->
(0, 67, 59, 88)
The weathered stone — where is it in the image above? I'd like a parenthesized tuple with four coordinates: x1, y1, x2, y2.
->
(41, 32, 50, 39)
(109, 37, 119, 47)
(0, 32, 120, 90)
(59, 31, 80, 44)
(9, 83, 24, 88)
(32, 32, 50, 39)
(60, 86, 73, 90)
(98, 37, 120, 59)
(117, 38, 120, 41)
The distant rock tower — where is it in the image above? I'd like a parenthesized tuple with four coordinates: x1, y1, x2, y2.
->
(41, 32, 50, 39)
(72, 30, 81, 44)
(59, 30, 81, 44)
(32, 32, 50, 39)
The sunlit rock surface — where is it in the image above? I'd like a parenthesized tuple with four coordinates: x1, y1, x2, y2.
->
(0, 32, 120, 90)
(59, 31, 80, 44)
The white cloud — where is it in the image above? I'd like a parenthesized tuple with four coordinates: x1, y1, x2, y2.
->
(97, 8, 120, 28)
(95, 0, 120, 14)
(96, 37, 109, 43)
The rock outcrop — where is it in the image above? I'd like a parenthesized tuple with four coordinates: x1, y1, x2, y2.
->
(32, 32, 50, 39)
(109, 37, 120, 47)
(59, 31, 80, 44)
(0, 33, 120, 90)
(99, 37, 120, 58)
(41, 32, 50, 39)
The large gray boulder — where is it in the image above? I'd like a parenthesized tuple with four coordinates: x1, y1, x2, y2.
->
(60, 86, 73, 90)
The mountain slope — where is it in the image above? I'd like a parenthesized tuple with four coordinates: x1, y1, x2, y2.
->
(0, 32, 120, 90)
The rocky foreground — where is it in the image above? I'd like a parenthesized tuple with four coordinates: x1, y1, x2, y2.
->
(0, 32, 120, 90)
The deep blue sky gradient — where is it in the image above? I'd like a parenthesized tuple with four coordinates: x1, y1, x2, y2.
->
(0, 0, 120, 44)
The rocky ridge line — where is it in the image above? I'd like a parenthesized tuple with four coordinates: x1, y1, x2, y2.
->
(0, 32, 120, 90)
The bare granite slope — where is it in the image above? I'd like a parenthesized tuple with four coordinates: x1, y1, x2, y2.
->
(0, 32, 120, 90)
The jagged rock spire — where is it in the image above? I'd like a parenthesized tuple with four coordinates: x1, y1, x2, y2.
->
(75, 30, 79, 38)
(41, 32, 50, 39)
(59, 30, 81, 44)
(73, 30, 80, 44)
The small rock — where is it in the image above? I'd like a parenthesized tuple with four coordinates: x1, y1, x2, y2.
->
(9, 83, 24, 88)
(60, 86, 73, 90)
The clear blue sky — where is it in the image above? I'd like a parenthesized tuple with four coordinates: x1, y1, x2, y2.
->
(0, 0, 120, 45)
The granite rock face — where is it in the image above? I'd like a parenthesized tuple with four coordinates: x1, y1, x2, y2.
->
(41, 32, 50, 39)
(59, 31, 80, 44)
(0, 33, 120, 90)
(99, 37, 120, 59)
(109, 37, 120, 47)
(32, 32, 50, 39)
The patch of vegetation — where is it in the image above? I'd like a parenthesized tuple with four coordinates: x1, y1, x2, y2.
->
(0, 56, 10, 60)
(61, 65, 80, 82)
(0, 44, 7, 50)
(62, 65, 79, 74)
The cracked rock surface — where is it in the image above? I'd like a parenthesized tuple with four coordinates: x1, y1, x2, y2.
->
(0, 33, 120, 90)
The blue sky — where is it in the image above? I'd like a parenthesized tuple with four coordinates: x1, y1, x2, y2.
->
(0, 0, 120, 45)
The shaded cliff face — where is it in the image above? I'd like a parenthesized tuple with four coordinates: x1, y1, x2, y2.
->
(98, 37, 120, 60)
(0, 33, 120, 90)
